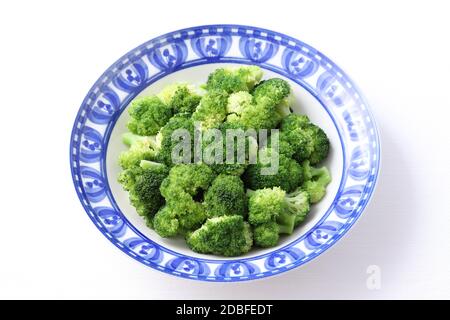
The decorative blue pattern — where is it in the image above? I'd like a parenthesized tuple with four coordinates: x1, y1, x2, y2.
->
(70, 25, 380, 282)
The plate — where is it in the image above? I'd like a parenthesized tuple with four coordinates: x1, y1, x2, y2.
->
(70, 24, 380, 281)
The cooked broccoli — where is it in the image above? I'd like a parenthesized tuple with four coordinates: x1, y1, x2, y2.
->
(205, 66, 263, 94)
(160, 163, 215, 200)
(117, 66, 332, 256)
(127, 96, 172, 136)
(153, 164, 215, 237)
(285, 188, 310, 226)
(204, 174, 247, 218)
(192, 89, 229, 130)
(225, 78, 291, 130)
(158, 83, 202, 114)
(117, 160, 168, 220)
(280, 114, 330, 165)
(301, 160, 331, 203)
(253, 78, 292, 119)
(252, 222, 279, 247)
(156, 113, 194, 165)
(248, 186, 311, 247)
(153, 192, 206, 237)
(119, 132, 161, 169)
(243, 147, 303, 193)
(206, 121, 256, 176)
(186, 215, 253, 256)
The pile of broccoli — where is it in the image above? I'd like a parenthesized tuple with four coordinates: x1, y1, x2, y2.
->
(118, 66, 331, 256)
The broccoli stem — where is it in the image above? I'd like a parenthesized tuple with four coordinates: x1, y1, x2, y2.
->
(276, 210, 295, 234)
(140, 159, 165, 170)
(122, 132, 142, 146)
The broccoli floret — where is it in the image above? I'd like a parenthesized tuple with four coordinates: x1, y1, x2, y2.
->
(205, 66, 263, 94)
(301, 160, 331, 203)
(284, 188, 310, 226)
(280, 114, 330, 165)
(186, 215, 253, 256)
(152, 205, 179, 237)
(206, 121, 255, 176)
(127, 96, 172, 136)
(158, 83, 201, 114)
(117, 160, 168, 218)
(248, 186, 311, 247)
(243, 147, 303, 193)
(118, 132, 161, 169)
(154, 164, 215, 237)
(160, 163, 215, 199)
(225, 79, 292, 130)
(253, 222, 279, 248)
(204, 175, 247, 218)
(156, 113, 194, 165)
(253, 78, 291, 118)
(153, 191, 207, 237)
(306, 124, 330, 165)
(192, 90, 229, 130)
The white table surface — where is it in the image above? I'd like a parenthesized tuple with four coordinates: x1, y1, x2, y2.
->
(0, 0, 449, 299)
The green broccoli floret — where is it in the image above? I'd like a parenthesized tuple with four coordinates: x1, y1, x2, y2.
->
(186, 215, 253, 256)
(158, 83, 202, 114)
(301, 160, 331, 203)
(205, 66, 263, 94)
(160, 163, 215, 199)
(243, 147, 303, 193)
(253, 222, 279, 248)
(306, 124, 330, 165)
(225, 79, 291, 130)
(247, 186, 311, 247)
(118, 132, 161, 169)
(204, 174, 247, 218)
(192, 90, 229, 130)
(154, 164, 215, 237)
(117, 160, 168, 219)
(153, 164, 214, 237)
(280, 114, 330, 165)
(253, 78, 292, 119)
(284, 188, 310, 226)
(127, 96, 172, 136)
(156, 113, 194, 165)
(153, 191, 207, 237)
(206, 121, 256, 176)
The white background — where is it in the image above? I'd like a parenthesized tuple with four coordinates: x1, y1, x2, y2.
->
(0, 0, 449, 299)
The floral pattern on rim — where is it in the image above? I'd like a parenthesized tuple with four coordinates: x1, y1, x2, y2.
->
(70, 24, 380, 281)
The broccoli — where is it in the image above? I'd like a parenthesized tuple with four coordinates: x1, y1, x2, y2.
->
(117, 67, 332, 256)
(280, 114, 330, 165)
(117, 160, 169, 220)
(225, 79, 291, 130)
(243, 147, 303, 193)
(248, 186, 311, 247)
(253, 78, 292, 119)
(206, 121, 256, 176)
(252, 222, 279, 248)
(153, 192, 207, 237)
(118, 132, 161, 169)
(301, 160, 331, 203)
(160, 163, 215, 200)
(204, 174, 247, 218)
(186, 215, 253, 256)
(158, 83, 201, 114)
(205, 66, 263, 94)
(154, 164, 214, 237)
(156, 113, 194, 165)
(127, 96, 173, 136)
(192, 89, 229, 130)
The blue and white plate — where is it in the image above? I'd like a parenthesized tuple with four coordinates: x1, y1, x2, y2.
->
(70, 25, 380, 281)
